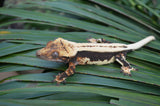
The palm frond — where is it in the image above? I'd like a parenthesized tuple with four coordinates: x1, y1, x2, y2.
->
(0, 0, 160, 105)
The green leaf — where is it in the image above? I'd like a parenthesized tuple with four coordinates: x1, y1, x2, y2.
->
(0, 99, 110, 106)
(0, 8, 159, 50)
(0, 55, 64, 69)
(30, 1, 143, 36)
(135, 0, 160, 18)
(0, 42, 42, 57)
(58, 1, 150, 35)
(0, 85, 160, 106)
(2, 72, 160, 95)
(0, 64, 41, 72)
(0, 20, 65, 28)
(0, 29, 126, 43)
(0, 81, 115, 103)
(89, 0, 160, 33)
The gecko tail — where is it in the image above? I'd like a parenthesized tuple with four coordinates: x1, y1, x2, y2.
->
(127, 36, 155, 50)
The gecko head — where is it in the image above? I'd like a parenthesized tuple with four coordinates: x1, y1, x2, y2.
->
(36, 38, 71, 62)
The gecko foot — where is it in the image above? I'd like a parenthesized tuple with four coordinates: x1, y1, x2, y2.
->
(52, 73, 66, 85)
(121, 66, 137, 76)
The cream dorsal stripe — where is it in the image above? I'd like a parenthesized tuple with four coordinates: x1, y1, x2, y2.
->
(76, 43, 127, 52)
(75, 36, 155, 52)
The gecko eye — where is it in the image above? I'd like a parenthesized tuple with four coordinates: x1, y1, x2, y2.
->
(52, 52, 59, 58)
(96, 38, 103, 43)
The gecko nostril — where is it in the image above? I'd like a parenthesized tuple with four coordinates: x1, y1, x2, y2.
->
(36, 51, 41, 57)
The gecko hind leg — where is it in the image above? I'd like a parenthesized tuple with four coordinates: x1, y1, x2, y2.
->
(53, 62, 76, 85)
(87, 38, 111, 43)
(115, 52, 137, 76)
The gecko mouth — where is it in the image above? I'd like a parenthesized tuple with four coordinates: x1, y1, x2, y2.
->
(36, 51, 63, 62)
(37, 55, 63, 62)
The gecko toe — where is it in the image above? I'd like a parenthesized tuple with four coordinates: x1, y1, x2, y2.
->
(123, 73, 127, 76)
(120, 70, 123, 73)
(131, 68, 138, 71)
(123, 72, 132, 76)
(128, 74, 132, 77)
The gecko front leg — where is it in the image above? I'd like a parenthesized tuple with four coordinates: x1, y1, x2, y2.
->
(54, 62, 76, 84)
(115, 52, 137, 76)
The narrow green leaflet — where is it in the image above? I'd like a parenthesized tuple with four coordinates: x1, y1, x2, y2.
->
(36, 92, 114, 102)
(0, 86, 160, 106)
(0, 81, 114, 103)
(0, 8, 159, 50)
(0, 99, 111, 106)
(76, 64, 160, 86)
(0, 64, 41, 72)
(0, 20, 66, 28)
(60, 1, 150, 35)
(0, 99, 110, 106)
(0, 82, 35, 91)
(135, 0, 160, 18)
(2, 72, 160, 95)
(89, 0, 160, 33)
(0, 29, 126, 43)
(0, 42, 42, 57)
(0, 55, 65, 69)
(30, 1, 142, 36)
(128, 49, 160, 65)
